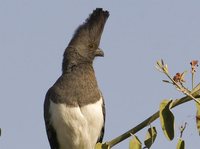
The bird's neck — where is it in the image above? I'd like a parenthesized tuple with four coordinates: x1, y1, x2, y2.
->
(60, 63, 101, 106)
(62, 63, 94, 74)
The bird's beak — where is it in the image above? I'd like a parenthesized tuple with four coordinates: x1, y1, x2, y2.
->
(95, 48, 104, 57)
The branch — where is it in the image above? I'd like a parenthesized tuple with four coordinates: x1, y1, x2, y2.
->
(103, 84, 200, 148)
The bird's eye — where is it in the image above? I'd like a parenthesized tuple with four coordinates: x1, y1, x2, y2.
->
(88, 44, 94, 49)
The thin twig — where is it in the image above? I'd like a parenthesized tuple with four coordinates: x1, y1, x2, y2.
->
(179, 122, 187, 138)
(157, 60, 200, 105)
(192, 73, 194, 89)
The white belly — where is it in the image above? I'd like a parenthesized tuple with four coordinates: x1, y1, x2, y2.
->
(49, 98, 104, 149)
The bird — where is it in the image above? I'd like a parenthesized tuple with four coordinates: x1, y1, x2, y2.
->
(44, 8, 109, 149)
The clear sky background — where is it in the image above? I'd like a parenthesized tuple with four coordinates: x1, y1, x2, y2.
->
(1, 0, 200, 149)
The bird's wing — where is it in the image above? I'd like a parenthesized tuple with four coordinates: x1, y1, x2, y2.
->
(97, 93, 106, 143)
(44, 89, 59, 149)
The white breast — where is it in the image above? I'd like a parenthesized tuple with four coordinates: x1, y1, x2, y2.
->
(49, 98, 104, 149)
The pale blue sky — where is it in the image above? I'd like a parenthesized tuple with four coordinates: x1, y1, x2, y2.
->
(1, 0, 200, 148)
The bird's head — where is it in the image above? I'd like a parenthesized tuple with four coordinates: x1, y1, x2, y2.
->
(62, 8, 109, 72)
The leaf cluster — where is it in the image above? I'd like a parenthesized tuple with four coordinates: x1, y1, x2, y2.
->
(95, 59, 200, 149)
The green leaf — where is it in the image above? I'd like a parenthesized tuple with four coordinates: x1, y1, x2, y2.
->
(129, 135, 142, 149)
(95, 143, 110, 149)
(144, 126, 157, 148)
(95, 143, 102, 149)
(176, 138, 185, 149)
(159, 99, 175, 141)
(196, 102, 200, 135)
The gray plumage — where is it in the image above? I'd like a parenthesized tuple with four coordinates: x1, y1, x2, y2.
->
(44, 8, 109, 149)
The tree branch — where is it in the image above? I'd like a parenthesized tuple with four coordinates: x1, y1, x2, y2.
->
(104, 83, 200, 148)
